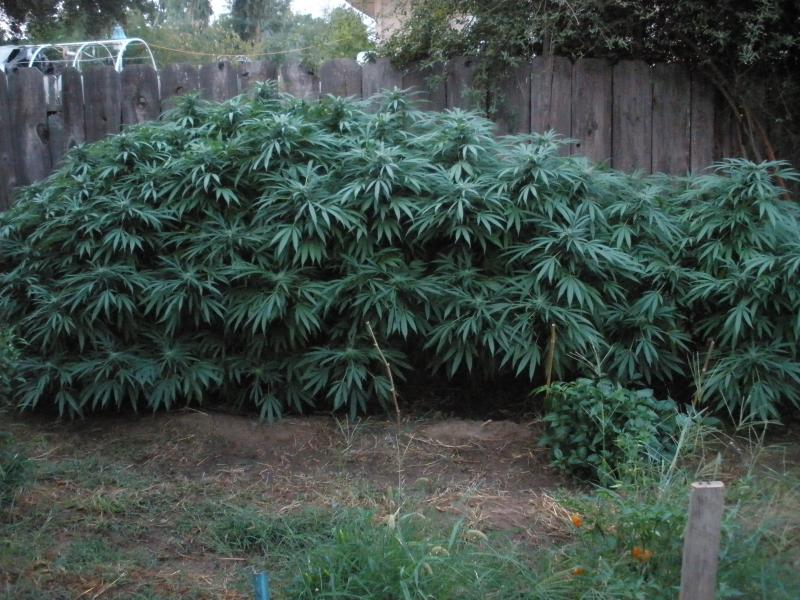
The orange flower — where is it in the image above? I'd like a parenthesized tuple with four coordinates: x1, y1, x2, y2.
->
(571, 567, 586, 576)
(570, 513, 584, 528)
(632, 546, 654, 562)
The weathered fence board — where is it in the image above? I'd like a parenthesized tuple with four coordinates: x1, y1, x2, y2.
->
(61, 68, 86, 152)
(530, 56, 572, 154)
(83, 66, 121, 143)
(612, 60, 653, 173)
(200, 61, 239, 102)
(362, 57, 403, 103)
(238, 61, 278, 92)
(121, 65, 161, 125)
(572, 58, 613, 163)
(0, 71, 15, 208)
(495, 63, 531, 135)
(402, 63, 446, 111)
(1, 56, 756, 203)
(46, 113, 66, 167)
(446, 56, 480, 110)
(690, 72, 716, 172)
(652, 63, 691, 173)
(8, 68, 51, 186)
(159, 63, 200, 108)
(280, 60, 320, 100)
(320, 59, 362, 97)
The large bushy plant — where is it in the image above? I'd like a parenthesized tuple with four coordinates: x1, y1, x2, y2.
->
(0, 88, 798, 420)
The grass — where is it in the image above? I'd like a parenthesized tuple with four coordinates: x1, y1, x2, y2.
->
(1, 411, 799, 599)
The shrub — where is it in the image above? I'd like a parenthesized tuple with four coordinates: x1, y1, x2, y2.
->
(539, 378, 678, 482)
(0, 87, 798, 420)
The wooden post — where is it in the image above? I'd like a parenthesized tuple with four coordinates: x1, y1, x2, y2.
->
(680, 481, 725, 600)
(0, 70, 16, 208)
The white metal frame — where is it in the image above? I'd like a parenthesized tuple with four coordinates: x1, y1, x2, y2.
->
(1, 38, 157, 73)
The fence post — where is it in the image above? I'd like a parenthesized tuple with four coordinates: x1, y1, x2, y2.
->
(680, 481, 725, 600)
(0, 70, 15, 208)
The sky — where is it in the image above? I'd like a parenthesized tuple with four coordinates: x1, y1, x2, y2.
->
(210, 0, 352, 18)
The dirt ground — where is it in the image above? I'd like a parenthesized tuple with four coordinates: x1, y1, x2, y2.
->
(23, 410, 566, 531)
(1, 409, 571, 599)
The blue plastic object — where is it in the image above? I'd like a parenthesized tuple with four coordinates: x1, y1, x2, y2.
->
(253, 572, 270, 600)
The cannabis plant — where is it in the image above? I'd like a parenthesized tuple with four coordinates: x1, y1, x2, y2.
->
(0, 86, 797, 421)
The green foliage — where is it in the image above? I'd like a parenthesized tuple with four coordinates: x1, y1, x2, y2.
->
(562, 476, 799, 599)
(0, 433, 29, 509)
(286, 511, 568, 599)
(384, 0, 800, 172)
(539, 379, 679, 483)
(1, 90, 799, 421)
(207, 506, 340, 556)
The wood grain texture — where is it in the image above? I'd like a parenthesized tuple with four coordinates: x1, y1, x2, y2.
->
(320, 59, 362, 97)
(362, 57, 403, 100)
(571, 58, 613, 163)
(652, 63, 691, 174)
(238, 61, 278, 92)
(47, 113, 66, 167)
(8, 68, 51, 185)
(690, 71, 716, 172)
(159, 63, 199, 109)
(83, 66, 121, 143)
(680, 482, 725, 600)
(61, 68, 86, 152)
(280, 60, 320, 100)
(445, 56, 481, 110)
(530, 56, 572, 154)
(612, 60, 652, 173)
(494, 63, 531, 135)
(121, 65, 161, 125)
(0, 71, 16, 208)
(199, 61, 239, 102)
(402, 62, 446, 111)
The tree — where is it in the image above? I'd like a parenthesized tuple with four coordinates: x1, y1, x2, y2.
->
(0, 0, 156, 39)
(264, 7, 375, 69)
(384, 0, 800, 168)
(231, 0, 292, 41)
(158, 0, 213, 29)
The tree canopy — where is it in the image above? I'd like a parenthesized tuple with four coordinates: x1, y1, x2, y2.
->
(384, 0, 800, 168)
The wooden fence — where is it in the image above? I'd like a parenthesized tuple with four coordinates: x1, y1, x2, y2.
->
(0, 56, 740, 209)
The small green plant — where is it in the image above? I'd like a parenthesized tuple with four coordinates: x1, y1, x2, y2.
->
(539, 378, 679, 483)
(0, 433, 30, 509)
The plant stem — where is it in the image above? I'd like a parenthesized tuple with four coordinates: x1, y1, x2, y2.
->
(366, 321, 403, 493)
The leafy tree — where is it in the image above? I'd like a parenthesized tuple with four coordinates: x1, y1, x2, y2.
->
(263, 7, 375, 68)
(384, 0, 800, 168)
(231, 0, 292, 41)
(0, 0, 156, 39)
(157, 0, 213, 29)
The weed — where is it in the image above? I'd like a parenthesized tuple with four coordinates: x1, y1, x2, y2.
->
(1, 90, 799, 422)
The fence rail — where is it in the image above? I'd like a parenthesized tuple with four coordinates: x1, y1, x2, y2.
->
(0, 56, 741, 209)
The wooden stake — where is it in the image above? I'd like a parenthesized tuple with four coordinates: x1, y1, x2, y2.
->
(544, 323, 557, 388)
(679, 481, 725, 600)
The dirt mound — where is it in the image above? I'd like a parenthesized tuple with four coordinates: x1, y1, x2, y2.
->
(416, 419, 533, 447)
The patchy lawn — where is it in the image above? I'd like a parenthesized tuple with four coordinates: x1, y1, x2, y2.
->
(1, 410, 568, 598)
(2, 410, 799, 599)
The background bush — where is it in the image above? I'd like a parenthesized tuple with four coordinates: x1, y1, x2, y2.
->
(539, 378, 678, 483)
(0, 88, 798, 421)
